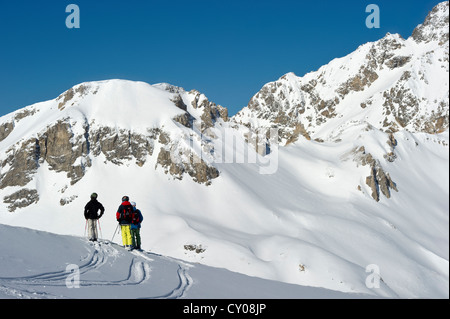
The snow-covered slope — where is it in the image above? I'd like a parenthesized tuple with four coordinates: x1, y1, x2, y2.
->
(1, 223, 368, 299)
(0, 2, 448, 299)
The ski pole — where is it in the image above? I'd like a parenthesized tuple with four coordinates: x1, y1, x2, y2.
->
(111, 223, 119, 242)
(98, 219, 103, 239)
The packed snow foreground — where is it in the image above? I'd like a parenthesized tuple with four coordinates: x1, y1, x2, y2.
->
(0, 223, 371, 299)
(0, 1, 448, 299)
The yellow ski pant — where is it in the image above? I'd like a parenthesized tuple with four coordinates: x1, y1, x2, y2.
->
(120, 225, 132, 246)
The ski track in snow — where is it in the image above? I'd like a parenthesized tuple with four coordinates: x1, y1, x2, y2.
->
(131, 249, 193, 299)
(153, 265, 192, 299)
(0, 241, 192, 299)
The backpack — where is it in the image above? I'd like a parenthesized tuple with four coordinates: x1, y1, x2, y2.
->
(131, 209, 141, 225)
(120, 204, 133, 223)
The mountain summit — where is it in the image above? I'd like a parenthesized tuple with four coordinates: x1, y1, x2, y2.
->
(233, 1, 449, 144)
(0, 80, 228, 199)
(0, 2, 448, 298)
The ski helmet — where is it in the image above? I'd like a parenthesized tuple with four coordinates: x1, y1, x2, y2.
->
(91, 192, 98, 199)
(131, 201, 136, 207)
(122, 195, 129, 202)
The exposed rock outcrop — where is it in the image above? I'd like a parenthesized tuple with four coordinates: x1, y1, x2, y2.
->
(0, 138, 39, 189)
(189, 89, 228, 130)
(411, 1, 449, 45)
(156, 144, 219, 185)
(0, 121, 14, 142)
(89, 126, 156, 167)
(38, 120, 90, 185)
(3, 188, 39, 212)
(365, 165, 398, 202)
(352, 145, 398, 201)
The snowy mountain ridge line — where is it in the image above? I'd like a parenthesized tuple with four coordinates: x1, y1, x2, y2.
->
(0, 1, 448, 298)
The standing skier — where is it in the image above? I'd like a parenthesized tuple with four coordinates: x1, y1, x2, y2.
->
(84, 193, 105, 242)
(130, 201, 143, 250)
(116, 196, 134, 250)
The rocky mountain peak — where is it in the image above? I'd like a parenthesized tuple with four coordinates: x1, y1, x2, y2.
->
(235, 2, 448, 137)
(411, 1, 449, 45)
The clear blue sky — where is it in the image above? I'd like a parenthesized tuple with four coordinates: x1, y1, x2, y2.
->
(0, 0, 444, 117)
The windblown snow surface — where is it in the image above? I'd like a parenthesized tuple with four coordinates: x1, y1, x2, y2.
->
(0, 224, 368, 299)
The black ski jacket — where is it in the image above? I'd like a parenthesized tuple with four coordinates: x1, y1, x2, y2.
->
(84, 199, 105, 219)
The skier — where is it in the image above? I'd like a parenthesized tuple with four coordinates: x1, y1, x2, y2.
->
(116, 196, 134, 250)
(130, 201, 143, 250)
(84, 193, 105, 242)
